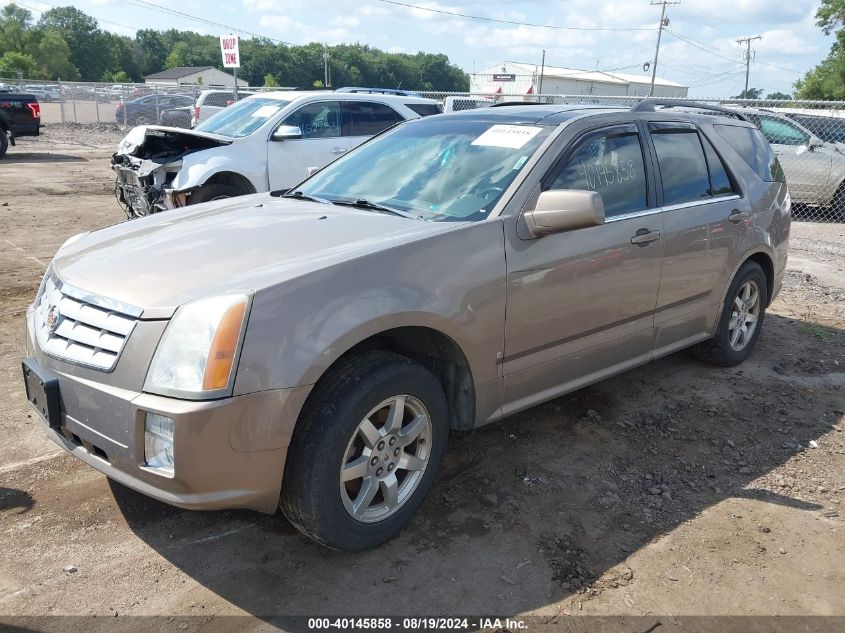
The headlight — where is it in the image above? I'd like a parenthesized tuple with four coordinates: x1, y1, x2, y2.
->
(144, 293, 252, 399)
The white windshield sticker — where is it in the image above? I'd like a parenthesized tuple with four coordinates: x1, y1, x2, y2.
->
(472, 124, 543, 149)
(251, 105, 281, 118)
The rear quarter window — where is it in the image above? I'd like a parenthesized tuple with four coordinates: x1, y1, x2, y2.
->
(405, 103, 443, 117)
(714, 124, 785, 183)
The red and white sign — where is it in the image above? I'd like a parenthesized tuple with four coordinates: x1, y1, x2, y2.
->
(220, 35, 240, 68)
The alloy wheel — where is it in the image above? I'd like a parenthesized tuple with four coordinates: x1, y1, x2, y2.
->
(339, 394, 433, 523)
(728, 279, 761, 351)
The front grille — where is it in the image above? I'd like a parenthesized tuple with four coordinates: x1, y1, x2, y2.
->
(34, 274, 139, 371)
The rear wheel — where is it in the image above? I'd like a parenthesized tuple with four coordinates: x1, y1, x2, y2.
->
(0, 131, 8, 158)
(693, 261, 767, 366)
(188, 183, 243, 205)
(280, 351, 449, 550)
(831, 182, 845, 220)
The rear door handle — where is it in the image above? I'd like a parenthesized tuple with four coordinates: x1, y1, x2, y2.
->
(330, 147, 347, 155)
(729, 209, 750, 222)
(631, 229, 662, 245)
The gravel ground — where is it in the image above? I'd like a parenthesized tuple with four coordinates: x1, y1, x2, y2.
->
(0, 129, 843, 633)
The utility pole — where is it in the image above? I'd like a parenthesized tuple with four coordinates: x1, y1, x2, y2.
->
(538, 49, 546, 100)
(649, 0, 680, 97)
(737, 35, 762, 98)
(323, 49, 330, 88)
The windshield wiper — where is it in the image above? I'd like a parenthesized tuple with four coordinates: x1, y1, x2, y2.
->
(281, 190, 333, 205)
(333, 198, 417, 219)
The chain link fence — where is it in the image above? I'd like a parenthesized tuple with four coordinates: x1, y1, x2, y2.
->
(3, 78, 844, 224)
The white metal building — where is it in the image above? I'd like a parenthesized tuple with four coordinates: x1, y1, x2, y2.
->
(144, 66, 248, 88)
(471, 62, 688, 98)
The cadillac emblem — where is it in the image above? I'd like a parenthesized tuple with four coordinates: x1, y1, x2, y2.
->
(46, 305, 61, 334)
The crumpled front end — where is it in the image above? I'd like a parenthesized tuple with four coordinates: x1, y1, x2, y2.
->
(111, 126, 231, 219)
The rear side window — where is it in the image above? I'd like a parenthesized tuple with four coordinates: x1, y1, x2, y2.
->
(346, 102, 404, 136)
(714, 124, 785, 182)
(701, 135, 735, 196)
(548, 124, 647, 218)
(405, 103, 443, 117)
(650, 127, 710, 205)
(203, 92, 232, 107)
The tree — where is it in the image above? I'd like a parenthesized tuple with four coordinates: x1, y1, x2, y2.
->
(732, 87, 763, 99)
(0, 3, 32, 54)
(36, 30, 79, 80)
(766, 91, 792, 100)
(795, 0, 845, 99)
(0, 50, 38, 77)
(263, 72, 279, 87)
(37, 6, 107, 80)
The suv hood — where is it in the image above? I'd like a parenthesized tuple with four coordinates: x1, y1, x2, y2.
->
(114, 125, 232, 160)
(51, 195, 454, 318)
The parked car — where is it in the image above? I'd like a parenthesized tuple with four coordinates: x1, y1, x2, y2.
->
(0, 83, 12, 93)
(781, 112, 845, 145)
(112, 91, 443, 216)
(336, 86, 421, 96)
(0, 90, 40, 157)
(115, 93, 194, 126)
(159, 106, 193, 129)
(24, 100, 789, 550)
(733, 107, 845, 215)
(23, 85, 61, 102)
(191, 89, 256, 127)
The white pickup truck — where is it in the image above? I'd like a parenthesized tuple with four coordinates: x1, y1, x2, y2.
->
(111, 90, 442, 217)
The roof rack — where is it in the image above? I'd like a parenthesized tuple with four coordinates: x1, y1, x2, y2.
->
(489, 101, 547, 107)
(631, 99, 750, 122)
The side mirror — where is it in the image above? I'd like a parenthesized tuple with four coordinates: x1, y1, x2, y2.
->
(523, 190, 605, 237)
(808, 135, 823, 150)
(272, 125, 303, 141)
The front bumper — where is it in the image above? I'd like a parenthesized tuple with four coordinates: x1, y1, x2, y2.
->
(25, 310, 311, 514)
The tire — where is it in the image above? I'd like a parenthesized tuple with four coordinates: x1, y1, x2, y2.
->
(692, 261, 767, 366)
(0, 131, 8, 158)
(831, 183, 845, 221)
(188, 183, 243, 205)
(280, 351, 449, 551)
(133, 115, 151, 126)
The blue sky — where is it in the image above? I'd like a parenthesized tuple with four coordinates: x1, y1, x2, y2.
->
(21, 0, 834, 96)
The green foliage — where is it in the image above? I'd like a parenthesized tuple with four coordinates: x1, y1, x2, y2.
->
(766, 91, 793, 100)
(0, 2, 469, 90)
(263, 72, 279, 87)
(0, 50, 37, 77)
(796, 1, 845, 99)
(732, 87, 763, 99)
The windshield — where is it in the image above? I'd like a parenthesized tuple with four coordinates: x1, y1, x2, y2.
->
(196, 97, 289, 138)
(296, 118, 551, 222)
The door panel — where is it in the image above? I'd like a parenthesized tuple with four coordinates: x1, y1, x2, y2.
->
(502, 123, 663, 415)
(267, 100, 349, 191)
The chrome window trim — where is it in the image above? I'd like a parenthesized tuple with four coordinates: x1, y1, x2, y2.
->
(661, 193, 741, 213)
(604, 193, 741, 223)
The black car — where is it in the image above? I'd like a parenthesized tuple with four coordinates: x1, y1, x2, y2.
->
(783, 112, 845, 144)
(0, 91, 40, 157)
(115, 93, 194, 126)
(159, 106, 193, 129)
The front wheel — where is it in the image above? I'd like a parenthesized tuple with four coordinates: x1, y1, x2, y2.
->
(693, 261, 767, 366)
(187, 183, 242, 205)
(280, 351, 449, 550)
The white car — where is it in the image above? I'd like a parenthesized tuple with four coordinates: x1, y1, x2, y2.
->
(191, 89, 256, 127)
(111, 91, 443, 217)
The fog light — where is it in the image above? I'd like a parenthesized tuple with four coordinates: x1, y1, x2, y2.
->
(144, 412, 174, 473)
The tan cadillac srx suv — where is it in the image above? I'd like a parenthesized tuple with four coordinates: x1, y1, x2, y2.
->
(23, 100, 790, 550)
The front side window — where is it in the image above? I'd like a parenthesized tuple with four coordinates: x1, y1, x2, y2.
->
(547, 125, 647, 218)
(295, 119, 552, 222)
(754, 115, 809, 146)
(282, 101, 341, 139)
(345, 102, 404, 136)
(650, 127, 711, 206)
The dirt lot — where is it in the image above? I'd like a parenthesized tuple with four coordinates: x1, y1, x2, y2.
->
(1, 126, 844, 632)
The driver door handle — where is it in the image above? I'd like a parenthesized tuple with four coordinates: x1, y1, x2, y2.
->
(631, 229, 661, 245)
(729, 209, 750, 222)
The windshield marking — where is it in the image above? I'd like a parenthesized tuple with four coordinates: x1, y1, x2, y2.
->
(471, 124, 544, 149)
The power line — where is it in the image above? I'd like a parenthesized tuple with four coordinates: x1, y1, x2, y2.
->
(116, 0, 295, 45)
(666, 28, 802, 75)
(737, 35, 762, 95)
(664, 28, 741, 63)
(17, 0, 140, 33)
(371, 0, 656, 31)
